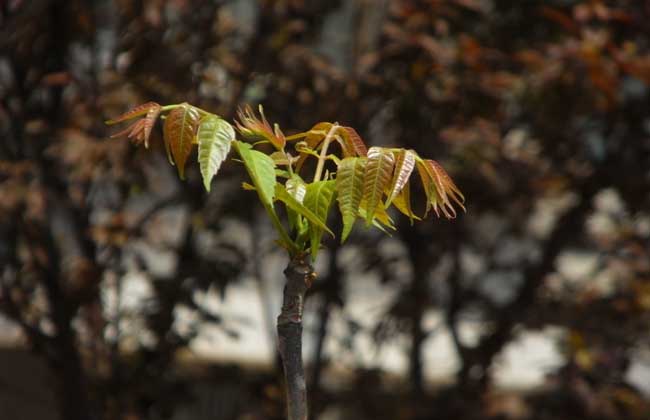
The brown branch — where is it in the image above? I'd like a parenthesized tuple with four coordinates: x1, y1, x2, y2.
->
(277, 254, 315, 420)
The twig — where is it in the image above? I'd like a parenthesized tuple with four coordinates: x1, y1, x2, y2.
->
(313, 123, 339, 183)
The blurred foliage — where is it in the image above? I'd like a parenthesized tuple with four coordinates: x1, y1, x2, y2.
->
(1, 1, 650, 420)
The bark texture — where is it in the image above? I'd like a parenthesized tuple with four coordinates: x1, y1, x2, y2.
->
(277, 254, 315, 420)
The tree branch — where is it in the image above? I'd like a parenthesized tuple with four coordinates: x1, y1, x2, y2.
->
(277, 254, 315, 420)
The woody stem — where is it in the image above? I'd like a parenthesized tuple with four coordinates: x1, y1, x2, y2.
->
(277, 254, 315, 420)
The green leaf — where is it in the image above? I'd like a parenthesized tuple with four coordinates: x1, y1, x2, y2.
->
(234, 141, 276, 207)
(386, 149, 416, 205)
(163, 103, 201, 179)
(275, 183, 333, 236)
(335, 157, 366, 242)
(362, 147, 395, 225)
(359, 200, 395, 234)
(303, 180, 336, 259)
(235, 141, 299, 253)
(360, 199, 395, 230)
(197, 116, 234, 192)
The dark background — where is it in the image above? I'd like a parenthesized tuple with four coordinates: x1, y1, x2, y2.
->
(1, 1, 650, 419)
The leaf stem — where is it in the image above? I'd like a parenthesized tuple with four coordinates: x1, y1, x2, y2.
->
(285, 132, 309, 141)
(313, 123, 339, 183)
(160, 104, 182, 112)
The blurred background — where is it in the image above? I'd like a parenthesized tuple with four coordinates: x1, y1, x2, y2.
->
(1, 0, 650, 419)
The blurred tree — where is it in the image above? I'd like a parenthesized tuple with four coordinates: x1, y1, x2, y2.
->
(1, 1, 649, 420)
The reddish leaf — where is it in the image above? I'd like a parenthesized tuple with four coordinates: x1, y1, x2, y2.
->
(106, 102, 161, 125)
(236, 105, 286, 150)
(418, 159, 465, 218)
(339, 127, 368, 157)
(295, 122, 333, 172)
(108, 103, 161, 148)
(416, 159, 441, 217)
(163, 104, 201, 179)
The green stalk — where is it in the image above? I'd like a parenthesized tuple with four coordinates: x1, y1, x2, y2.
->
(313, 123, 339, 182)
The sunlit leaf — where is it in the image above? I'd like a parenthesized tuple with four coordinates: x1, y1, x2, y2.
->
(286, 175, 307, 203)
(197, 116, 234, 192)
(163, 104, 201, 179)
(363, 147, 395, 225)
(304, 180, 336, 259)
(285, 175, 307, 232)
(386, 149, 416, 205)
(336, 157, 366, 242)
